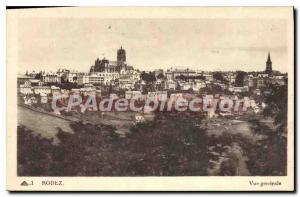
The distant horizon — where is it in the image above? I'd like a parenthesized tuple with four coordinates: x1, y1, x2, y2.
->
(18, 48, 285, 74)
(19, 65, 287, 76)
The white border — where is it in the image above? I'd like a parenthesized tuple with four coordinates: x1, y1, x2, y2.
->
(1, 1, 298, 195)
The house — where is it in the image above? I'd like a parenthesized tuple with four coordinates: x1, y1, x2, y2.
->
(80, 87, 96, 96)
(271, 75, 286, 86)
(156, 79, 162, 84)
(17, 75, 34, 85)
(29, 79, 42, 86)
(192, 81, 206, 91)
(60, 70, 78, 83)
(182, 82, 192, 91)
(202, 73, 213, 82)
(77, 73, 90, 84)
(119, 82, 134, 90)
(19, 83, 33, 95)
(40, 93, 48, 104)
(42, 72, 61, 83)
(51, 86, 61, 94)
(33, 86, 51, 95)
(135, 113, 145, 123)
(165, 79, 177, 90)
(165, 67, 197, 80)
(23, 96, 32, 105)
(244, 75, 254, 88)
(229, 86, 249, 93)
(30, 96, 38, 104)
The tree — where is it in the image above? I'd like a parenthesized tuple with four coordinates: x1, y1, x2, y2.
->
(157, 73, 164, 79)
(108, 84, 113, 94)
(34, 72, 43, 80)
(140, 72, 156, 83)
(175, 75, 187, 81)
(18, 114, 210, 176)
(213, 72, 224, 82)
(17, 126, 62, 176)
(263, 84, 288, 133)
(247, 120, 287, 175)
(235, 71, 247, 87)
(245, 84, 288, 175)
(129, 114, 209, 176)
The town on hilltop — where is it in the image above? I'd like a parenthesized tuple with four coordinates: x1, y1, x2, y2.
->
(17, 46, 289, 177)
(18, 46, 287, 119)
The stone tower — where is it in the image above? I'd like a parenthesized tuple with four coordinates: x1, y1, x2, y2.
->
(117, 46, 126, 62)
(117, 46, 127, 72)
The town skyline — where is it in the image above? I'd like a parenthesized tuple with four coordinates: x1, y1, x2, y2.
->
(17, 18, 289, 73)
(19, 49, 285, 75)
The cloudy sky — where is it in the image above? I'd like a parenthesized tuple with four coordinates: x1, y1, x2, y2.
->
(17, 17, 289, 73)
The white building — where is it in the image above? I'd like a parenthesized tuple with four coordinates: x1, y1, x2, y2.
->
(33, 86, 51, 95)
(165, 67, 198, 80)
(80, 84, 96, 96)
(77, 74, 90, 84)
(40, 93, 48, 104)
(182, 82, 192, 91)
(19, 83, 33, 95)
(42, 72, 61, 83)
(135, 114, 145, 123)
(192, 81, 206, 91)
(165, 79, 177, 90)
(51, 86, 61, 94)
(89, 72, 120, 85)
(228, 86, 249, 93)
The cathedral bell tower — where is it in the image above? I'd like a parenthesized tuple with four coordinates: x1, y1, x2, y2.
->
(117, 46, 127, 71)
(117, 46, 126, 62)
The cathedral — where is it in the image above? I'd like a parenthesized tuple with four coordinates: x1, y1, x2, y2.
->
(90, 46, 132, 74)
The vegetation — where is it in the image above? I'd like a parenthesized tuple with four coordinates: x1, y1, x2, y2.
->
(213, 72, 226, 82)
(18, 115, 209, 176)
(246, 120, 287, 175)
(263, 84, 288, 133)
(140, 71, 156, 84)
(235, 71, 247, 87)
(17, 126, 62, 176)
(156, 73, 164, 79)
(247, 84, 288, 175)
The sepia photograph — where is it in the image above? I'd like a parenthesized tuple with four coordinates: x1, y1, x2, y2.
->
(6, 6, 294, 191)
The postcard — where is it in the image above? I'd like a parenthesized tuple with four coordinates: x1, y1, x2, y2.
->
(6, 7, 294, 191)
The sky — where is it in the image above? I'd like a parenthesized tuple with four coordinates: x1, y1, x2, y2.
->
(17, 17, 289, 73)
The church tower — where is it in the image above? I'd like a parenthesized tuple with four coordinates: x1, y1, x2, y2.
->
(265, 52, 272, 74)
(117, 46, 127, 72)
(117, 46, 126, 62)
